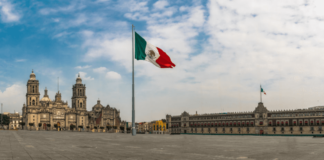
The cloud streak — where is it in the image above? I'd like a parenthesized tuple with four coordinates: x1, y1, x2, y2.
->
(0, 0, 20, 22)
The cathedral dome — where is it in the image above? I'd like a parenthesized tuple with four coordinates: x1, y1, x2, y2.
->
(30, 70, 36, 80)
(40, 87, 51, 102)
(40, 96, 51, 102)
(76, 73, 82, 84)
(92, 99, 104, 112)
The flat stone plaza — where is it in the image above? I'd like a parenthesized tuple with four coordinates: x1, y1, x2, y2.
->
(0, 131, 324, 160)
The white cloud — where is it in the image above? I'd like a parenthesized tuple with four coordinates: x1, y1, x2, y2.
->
(105, 71, 121, 80)
(75, 65, 91, 69)
(93, 67, 107, 73)
(153, 0, 169, 10)
(15, 59, 26, 62)
(77, 72, 94, 80)
(0, 84, 25, 113)
(0, 0, 20, 22)
(39, 2, 85, 15)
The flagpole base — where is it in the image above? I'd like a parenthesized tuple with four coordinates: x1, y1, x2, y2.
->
(132, 127, 136, 136)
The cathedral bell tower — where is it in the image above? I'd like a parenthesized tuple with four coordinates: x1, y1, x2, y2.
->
(72, 73, 87, 110)
(26, 70, 40, 107)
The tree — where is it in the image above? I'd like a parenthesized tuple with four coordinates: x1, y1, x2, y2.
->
(94, 126, 97, 129)
(120, 126, 125, 131)
(54, 124, 58, 129)
(100, 126, 104, 130)
(19, 122, 25, 130)
(38, 123, 42, 128)
(46, 124, 51, 131)
(70, 124, 76, 131)
(0, 114, 10, 129)
(29, 123, 34, 131)
(106, 125, 112, 130)
(78, 126, 83, 132)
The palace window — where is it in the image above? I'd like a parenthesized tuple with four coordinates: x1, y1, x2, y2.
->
(247, 127, 249, 132)
(273, 128, 276, 131)
(222, 128, 225, 132)
(281, 127, 284, 131)
(238, 128, 240, 132)
(268, 122, 271, 126)
(215, 128, 217, 131)
(299, 127, 303, 131)
(317, 121, 319, 125)
(290, 127, 293, 131)
(319, 127, 322, 131)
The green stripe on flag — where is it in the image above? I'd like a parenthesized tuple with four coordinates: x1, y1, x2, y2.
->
(261, 88, 263, 92)
(135, 32, 147, 60)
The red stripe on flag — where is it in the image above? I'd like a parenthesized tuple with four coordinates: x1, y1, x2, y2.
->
(156, 47, 176, 68)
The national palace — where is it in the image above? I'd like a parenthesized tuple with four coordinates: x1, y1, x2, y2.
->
(166, 102, 324, 135)
(22, 70, 121, 130)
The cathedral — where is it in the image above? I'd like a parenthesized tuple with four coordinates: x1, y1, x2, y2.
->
(22, 70, 121, 130)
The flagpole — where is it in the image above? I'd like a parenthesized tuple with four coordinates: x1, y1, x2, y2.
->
(260, 85, 262, 103)
(132, 25, 136, 136)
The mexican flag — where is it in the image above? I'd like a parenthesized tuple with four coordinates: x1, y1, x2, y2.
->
(261, 86, 266, 95)
(135, 32, 176, 68)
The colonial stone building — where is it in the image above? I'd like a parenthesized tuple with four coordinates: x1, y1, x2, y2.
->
(167, 102, 324, 135)
(22, 71, 121, 130)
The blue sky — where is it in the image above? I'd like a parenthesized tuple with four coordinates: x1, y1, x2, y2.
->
(1, 0, 324, 122)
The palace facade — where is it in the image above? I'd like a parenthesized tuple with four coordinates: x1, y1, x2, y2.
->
(166, 102, 324, 135)
(22, 71, 121, 130)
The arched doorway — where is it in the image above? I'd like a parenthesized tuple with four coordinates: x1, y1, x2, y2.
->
(70, 124, 73, 130)
(43, 123, 46, 130)
(260, 130, 264, 135)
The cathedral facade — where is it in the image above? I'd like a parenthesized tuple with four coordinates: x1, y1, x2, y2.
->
(22, 71, 121, 130)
